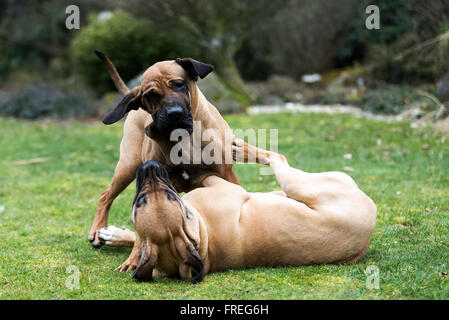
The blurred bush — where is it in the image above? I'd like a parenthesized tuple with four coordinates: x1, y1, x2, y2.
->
(234, 25, 275, 81)
(267, 0, 360, 78)
(0, 0, 108, 80)
(1, 0, 449, 119)
(349, 0, 449, 83)
(71, 10, 198, 94)
(236, 0, 449, 85)
(116, 0, 281, 105)
(0, 85, 89, 119)
(358, 85, 419, 114)
(248, 75, 303, 105)
(366, 29, 449, 84)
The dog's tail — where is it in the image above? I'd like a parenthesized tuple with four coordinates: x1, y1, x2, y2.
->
(94, 50, 130, 95)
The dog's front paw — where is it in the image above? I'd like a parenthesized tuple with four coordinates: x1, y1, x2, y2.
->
(98, 226, 135, 247)
(232, 138, 270, 165)
(89, 224, 107, 248)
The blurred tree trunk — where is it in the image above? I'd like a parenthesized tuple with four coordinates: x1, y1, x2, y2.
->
(206, 41, 255, 104)
(214, 53, 251, 96)
(116, 0, 280, 105)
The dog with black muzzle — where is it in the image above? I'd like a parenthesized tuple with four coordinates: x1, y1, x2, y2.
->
(88, 52, 243, 248)
(99, 141, 376, 282)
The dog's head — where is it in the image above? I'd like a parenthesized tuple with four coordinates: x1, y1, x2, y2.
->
(103, 58, 214, 137)
(130, 160, 205, 283)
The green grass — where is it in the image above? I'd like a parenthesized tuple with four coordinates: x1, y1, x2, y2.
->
(0, 113, 448, 299)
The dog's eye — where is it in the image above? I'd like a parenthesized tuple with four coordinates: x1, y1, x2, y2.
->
(136, 194, 147, 208)
(144, 90, 161, 106)
(171, 80, 186, 90)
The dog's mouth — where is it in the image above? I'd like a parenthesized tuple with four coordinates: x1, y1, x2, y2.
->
(146, 107, 193, 139)
(180, 122, 194, 135)
(145, 121, 193, 139)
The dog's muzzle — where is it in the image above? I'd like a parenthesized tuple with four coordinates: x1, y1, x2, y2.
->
(166, 106, 184, 121)
(149, 105, 193, 138)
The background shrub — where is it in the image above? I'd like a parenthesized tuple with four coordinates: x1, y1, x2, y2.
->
(366, 29, 449, 84)
(0, 0, 108, 81)
(0, 85, 88, 119)
(71, 10, 199, 94)
(2, 0, 449, 118)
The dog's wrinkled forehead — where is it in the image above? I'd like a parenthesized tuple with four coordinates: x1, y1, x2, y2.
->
(140, 60, 186, 88)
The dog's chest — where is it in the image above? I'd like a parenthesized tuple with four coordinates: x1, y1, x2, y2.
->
(166, 164, 222, 192)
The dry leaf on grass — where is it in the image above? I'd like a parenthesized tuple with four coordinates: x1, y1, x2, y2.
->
(13, 157, 52, 165)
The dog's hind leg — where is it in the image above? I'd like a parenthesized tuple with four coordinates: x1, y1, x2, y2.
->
(232, 138, 368, 212)
(233, 139, 376, 264)
(267, 154, 364, 212)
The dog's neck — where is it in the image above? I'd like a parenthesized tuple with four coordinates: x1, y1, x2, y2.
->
(190, 84, 211, 123)
(190, 84, 201, 119)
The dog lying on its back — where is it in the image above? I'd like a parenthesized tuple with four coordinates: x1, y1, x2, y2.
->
(99, 141, 377, 282)
(88, 52, 243, 247)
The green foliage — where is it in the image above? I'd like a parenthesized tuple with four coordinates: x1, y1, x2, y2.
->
(235, 32, 274, 81)
(1, 114, 449, 298)
(71, 10, 197, 94)
(367, 30, 449, 83)
(0, 85, 88, 119)
(336, 0, 449, 82)
(117, 0, 279, 93)
(0, 0, 99, 79)
(2, 0, 449, 97)
(317, 81, 428, 115)
(262, 0, 361, 78)
(233, 0, 418, 79)
(359, 85, 419, 114)
(334, 0, 413, 67)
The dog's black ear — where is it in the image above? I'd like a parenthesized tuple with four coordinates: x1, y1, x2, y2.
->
(175, 234, 204, 283)
(132, 242, 157, 282)
(176, 58, 214, 81)
(103, 87, 141, 125)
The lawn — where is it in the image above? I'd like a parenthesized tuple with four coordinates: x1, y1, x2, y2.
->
(0, 112, 448, 299)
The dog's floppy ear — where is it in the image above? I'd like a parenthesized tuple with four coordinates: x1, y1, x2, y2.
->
(103, 86, 141, 125)
(132, 241, 157, 281)
(176, 58, 214, 81)
(175, 235, 204, 283)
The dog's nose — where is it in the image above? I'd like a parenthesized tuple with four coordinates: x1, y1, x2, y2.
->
(166, 106, 184, 120)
